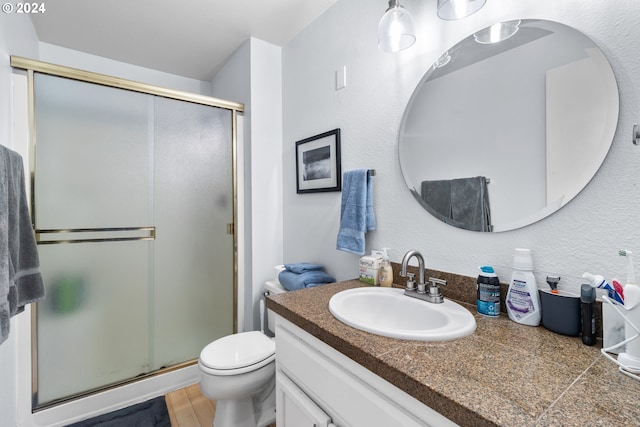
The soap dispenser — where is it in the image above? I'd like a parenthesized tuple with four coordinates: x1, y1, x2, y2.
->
(379, 248, 393, 287)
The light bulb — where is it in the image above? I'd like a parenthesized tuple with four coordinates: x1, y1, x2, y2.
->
(377, 1, 416, 52)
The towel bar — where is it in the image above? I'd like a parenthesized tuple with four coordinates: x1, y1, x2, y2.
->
(35, 226, 156, 245)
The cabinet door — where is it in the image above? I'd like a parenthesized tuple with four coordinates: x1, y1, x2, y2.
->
(276, 371, 335, 427)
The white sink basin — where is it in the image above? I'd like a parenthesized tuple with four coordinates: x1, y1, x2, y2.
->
(329, 287, 476, 341)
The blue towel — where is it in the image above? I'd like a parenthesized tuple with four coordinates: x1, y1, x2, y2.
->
(284, 263, 324, 274)
(336, 169, 375, 255)
(278, 270, 336, 291)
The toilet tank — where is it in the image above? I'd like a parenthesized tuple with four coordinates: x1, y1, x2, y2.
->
(264, 280, 287, 335)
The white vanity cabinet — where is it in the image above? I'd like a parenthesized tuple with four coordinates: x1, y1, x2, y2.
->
(276, 371, 336, 426)
(274, 315, 459, 427)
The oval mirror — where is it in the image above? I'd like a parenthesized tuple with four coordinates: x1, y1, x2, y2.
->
(399, 19, 619, 232)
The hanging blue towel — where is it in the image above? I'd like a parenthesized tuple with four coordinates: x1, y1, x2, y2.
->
(336, 169, 375, 255)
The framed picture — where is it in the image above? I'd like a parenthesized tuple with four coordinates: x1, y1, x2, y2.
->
(295, 128, 341, 194)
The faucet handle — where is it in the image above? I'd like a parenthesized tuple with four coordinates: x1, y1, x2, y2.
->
(405, 272, 416, 291)
(429, 277, 447, 287)
(428, 277, 446, 296)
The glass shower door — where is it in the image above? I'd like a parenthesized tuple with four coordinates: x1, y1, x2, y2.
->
(152, 96, 234, 369)
(34, 74, 153, 405)
(32, 73, 234, 407)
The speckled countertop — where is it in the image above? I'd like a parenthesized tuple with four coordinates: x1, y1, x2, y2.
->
(266, 279, 640, 427)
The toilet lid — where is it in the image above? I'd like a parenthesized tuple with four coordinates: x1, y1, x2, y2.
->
(199, 331, 275, 371)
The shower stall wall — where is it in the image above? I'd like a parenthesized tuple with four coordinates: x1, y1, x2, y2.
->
(12, 59, 242, 409)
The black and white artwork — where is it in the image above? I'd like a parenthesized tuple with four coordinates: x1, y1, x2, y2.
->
(303, 145, 331, 180)
(295, 129, 341, 193)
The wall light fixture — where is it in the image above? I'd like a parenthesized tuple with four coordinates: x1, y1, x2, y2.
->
(378, 0, 416, 53)
(437, 0, 487, 20)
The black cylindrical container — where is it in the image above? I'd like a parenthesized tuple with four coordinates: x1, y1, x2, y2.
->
(539, 290, 580, 336)
(581, 284, 596, 346)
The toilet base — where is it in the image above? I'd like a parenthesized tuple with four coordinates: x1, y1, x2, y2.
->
(212, 380, 276, 427)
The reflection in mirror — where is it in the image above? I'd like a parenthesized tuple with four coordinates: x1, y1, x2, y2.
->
(399, 19, 619, 232)
(474, 19, 521, 44)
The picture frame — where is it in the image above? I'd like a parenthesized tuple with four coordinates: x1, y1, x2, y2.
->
(295, 128, 341, 194)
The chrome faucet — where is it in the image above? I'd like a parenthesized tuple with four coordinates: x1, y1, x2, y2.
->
(400, 250, 425, 291)
(400, 249, 445, 304)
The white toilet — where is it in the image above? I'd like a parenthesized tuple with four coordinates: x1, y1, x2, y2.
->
(198, 280, 286, 427)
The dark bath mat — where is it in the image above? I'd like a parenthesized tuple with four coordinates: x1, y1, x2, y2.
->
(67, 396, 170, 427)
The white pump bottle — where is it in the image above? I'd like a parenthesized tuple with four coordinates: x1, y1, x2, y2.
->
(379, 248, 393, 287)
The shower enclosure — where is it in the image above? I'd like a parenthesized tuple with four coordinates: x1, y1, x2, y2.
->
(12, 57, 242, 409)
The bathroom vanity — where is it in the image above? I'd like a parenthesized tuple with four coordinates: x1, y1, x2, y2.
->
(267, 280, 640, 426)
(274, 315, 455, 426)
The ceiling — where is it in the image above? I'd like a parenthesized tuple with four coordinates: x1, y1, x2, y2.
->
(29, 0, 337, 81)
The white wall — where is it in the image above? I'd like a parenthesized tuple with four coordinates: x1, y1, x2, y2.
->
(211, 39, 252, 332)
(38, 43, 212, 95)
(212, 38, 284, 331)
(0, 12, 39, 427)
(282, 0, 640, 295)
(246, 40, 283, 330)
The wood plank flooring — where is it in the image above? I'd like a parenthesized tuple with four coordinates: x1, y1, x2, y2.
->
(165, 384, 276, 427)
(166, 384, 216, 427)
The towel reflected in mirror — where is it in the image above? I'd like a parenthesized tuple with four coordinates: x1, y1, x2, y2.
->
(419, 176, 492, 232)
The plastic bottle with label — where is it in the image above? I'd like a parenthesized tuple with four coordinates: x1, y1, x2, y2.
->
(506, 248, 541, 326)
(580, 284, 597, 346)
(477, 265, 500, 317)
(379, 248, 393, 287)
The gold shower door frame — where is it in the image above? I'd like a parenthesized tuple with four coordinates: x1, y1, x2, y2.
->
(11, 56, 243, 410)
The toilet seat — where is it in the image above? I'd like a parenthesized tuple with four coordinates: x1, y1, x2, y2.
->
(199, 331, 275, 376)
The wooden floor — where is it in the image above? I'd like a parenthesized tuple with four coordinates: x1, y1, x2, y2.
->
(165, 384, 276, 427)
(166, 384, 216, 427)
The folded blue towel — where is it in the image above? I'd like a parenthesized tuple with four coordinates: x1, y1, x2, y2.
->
(278, 270, 336, 291)
(284, 263, 324, 274)
(336, 169, 375, 255)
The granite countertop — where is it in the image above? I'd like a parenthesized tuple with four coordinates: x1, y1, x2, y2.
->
(266, 279, 640, 427)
